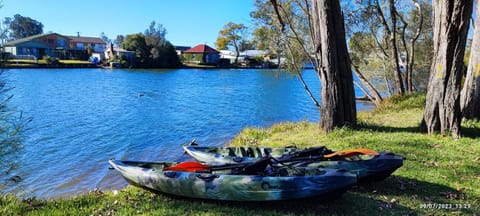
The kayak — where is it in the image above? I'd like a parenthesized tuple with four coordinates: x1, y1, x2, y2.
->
(108, 159, 357, 201)
(182, 144, 404, 182)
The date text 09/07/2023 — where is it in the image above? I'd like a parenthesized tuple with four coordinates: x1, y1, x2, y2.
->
(420, 203, 471, 209)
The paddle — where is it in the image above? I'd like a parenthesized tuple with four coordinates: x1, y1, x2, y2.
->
(165, 148, 379, 173)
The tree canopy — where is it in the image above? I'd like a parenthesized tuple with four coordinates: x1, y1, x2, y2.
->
(7, 14, 43, 40)
(122, 21, 180, 68)
(215, 22, 247, 63)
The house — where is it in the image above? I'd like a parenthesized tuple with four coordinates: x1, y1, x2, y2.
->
(182, 44, 220, 65)
(2, 33, 106, 60)
(174, 46, 191, 56)
(3, 33, 69, 59)
(67, 34, 106, 53)
(104, 43, 134, 61)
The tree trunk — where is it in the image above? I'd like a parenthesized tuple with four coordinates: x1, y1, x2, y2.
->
(375, 0, 405, 94)
(406, 2, 423, 93)
(353, 65, 383, 106)
(421, 0, 472, 138)
(460, 2, 480, 120)
(387, 0, 405, 94)
(312, 0, 357, 133)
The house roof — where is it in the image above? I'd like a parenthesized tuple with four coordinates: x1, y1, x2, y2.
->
(184, 44, 219, 54)
(3, 33, 62, 46)
(174, 46, 191, 51)
(67, 36, 105, 44)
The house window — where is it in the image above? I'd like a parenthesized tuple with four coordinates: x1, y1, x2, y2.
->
(47, 39, 54, 44)
(191, 54, 195, 59)
(76, 43, 84, 49)
(57, 39, 65, 47)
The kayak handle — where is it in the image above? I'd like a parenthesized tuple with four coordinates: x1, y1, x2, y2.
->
(196, 174, 219, 182)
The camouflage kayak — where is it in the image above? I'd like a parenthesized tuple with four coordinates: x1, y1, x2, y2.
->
(182, 144, 404, 182)
(108, 159, 357, 201)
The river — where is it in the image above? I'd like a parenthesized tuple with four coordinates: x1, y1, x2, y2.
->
(2, 68, 373, 198)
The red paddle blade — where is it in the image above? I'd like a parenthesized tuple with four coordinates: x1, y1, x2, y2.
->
(324, 149, 379, 158)
(163, 161, 209, 172)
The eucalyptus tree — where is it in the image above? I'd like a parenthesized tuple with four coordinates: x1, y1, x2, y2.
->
(269, 0, 356, 133)
(346, 0, 428, 95)
(421, 0, 473, 138)
(7, 14, 43, 40)
(460, 2, 480, 120)
(215, 22, 248, 64)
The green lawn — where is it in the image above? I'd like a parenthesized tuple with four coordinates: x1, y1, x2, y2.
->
(1, 93, 479, 215)
(2, 59, 92, 67)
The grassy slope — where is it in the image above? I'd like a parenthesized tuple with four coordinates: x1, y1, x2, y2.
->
(1, 94, 479, 215)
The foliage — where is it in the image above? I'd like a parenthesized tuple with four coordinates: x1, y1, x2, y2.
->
(113, 35, 124, 47)
(99, 32, 111, 45)
(0, 69, 29, 188)
(121, 21, 180, 68)
(215, 22, 247, 63)
(6, 14, 43, 40)
(346, 0, 433, 95)
(1, 94, 479, 215)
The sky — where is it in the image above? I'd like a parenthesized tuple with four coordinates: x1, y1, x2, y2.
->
(0, 0, 255, 46)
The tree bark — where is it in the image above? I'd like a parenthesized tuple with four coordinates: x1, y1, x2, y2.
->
(312, 0, 357, 133)
(422, 0, 472, 138)
(460, 2, 480, 120)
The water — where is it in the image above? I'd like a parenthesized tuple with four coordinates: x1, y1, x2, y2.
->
(3, 68, 373, 198)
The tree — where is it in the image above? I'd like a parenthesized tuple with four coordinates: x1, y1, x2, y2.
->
(344, 0, 430, 97)
(8, 14, 43, 40)
(460, 2, 480, 120)
(122, 21, 180, 68)
(421, 0, 473, 138)
(114, 35, 125, 47)
(251, 0, 286, 67)
(215, 22, 247, 64)
(100, 32, 111, 44)
(122, 33, 149, 65)
(311, 0, 357, 131)
(270, 0, 356, 133)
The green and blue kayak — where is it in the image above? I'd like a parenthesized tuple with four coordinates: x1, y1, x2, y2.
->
(182, 144, 404, 182)
(108, 159, 357, 201)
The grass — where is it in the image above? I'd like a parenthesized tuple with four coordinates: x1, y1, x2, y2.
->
(1, 93, 479, 215)
(1, 59, 92, 67)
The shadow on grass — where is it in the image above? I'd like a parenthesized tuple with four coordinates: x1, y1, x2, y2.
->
(155, 175, 477, 215)
(358, 122, 421, 134)
(460, 126, 480, 138)
(360, 119, 480, 139)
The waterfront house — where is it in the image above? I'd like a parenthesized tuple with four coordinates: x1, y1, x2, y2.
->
(3, 33, 69, 59)
(104, 43, 134, 61)
(183, 44, 220, 65)
(174, 46, 191, 56)
(3, 33, 106, 60)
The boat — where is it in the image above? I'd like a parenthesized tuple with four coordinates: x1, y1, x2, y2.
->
(182, 144, 404, 182)
(108, 158, 357, 201)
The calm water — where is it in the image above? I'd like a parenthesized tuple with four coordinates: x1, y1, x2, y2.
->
(3, 68, 373, 198)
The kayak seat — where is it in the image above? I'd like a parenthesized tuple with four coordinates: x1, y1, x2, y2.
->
(263, 148, 272, 156)
(247, 147, 255, 157)
(240, 147, 247, 157)
(227, 147, 237, 157)
(256, 147, 263, 158)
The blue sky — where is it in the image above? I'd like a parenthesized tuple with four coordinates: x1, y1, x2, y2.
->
(1, 0, 254, 46)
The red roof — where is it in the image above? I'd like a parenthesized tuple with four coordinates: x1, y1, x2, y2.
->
(184, 44, 219, 54)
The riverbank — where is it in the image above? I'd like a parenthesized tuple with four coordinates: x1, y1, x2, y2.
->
(1, 93, 479, 215)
